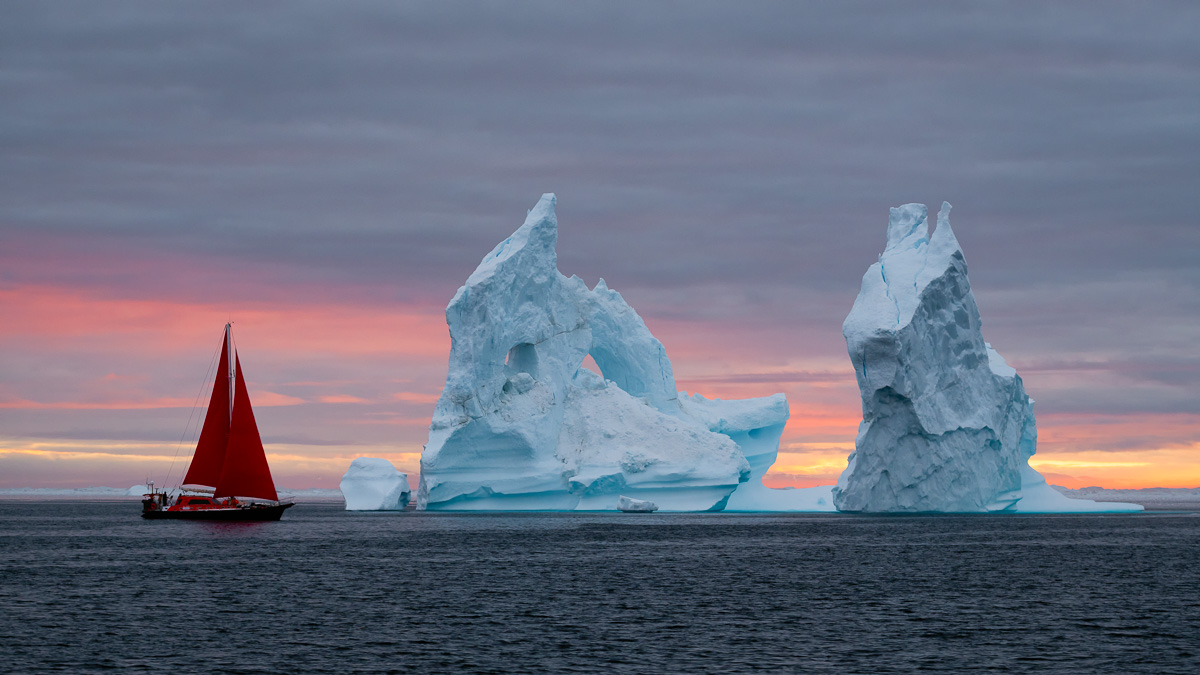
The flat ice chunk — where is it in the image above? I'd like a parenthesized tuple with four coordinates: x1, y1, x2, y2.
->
(617, 495, 659, 512)
(340, 457, 411, 511)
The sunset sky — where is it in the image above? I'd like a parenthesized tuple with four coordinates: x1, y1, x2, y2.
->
(2, 2, 1197, 490)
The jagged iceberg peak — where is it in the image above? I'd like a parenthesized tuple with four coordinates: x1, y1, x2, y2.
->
(883, 202, 930, 253)
(846, 201, 964, 339)
(434, 192, 585, 427)
(418, 194, 800, 511)
(835, 202, 1031, 512)
(463, 193, 559, 289)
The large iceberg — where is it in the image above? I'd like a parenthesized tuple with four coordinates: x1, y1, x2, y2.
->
(418, 194, 805, 511)
(340, 457, 411, 511)
(834, 203, 1141, 513)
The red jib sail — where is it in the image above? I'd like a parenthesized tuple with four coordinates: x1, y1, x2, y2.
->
(213, 354, 279, 501)
(181, 335, 231, 489)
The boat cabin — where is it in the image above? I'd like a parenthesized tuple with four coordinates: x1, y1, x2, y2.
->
(167, 495, 239, 511)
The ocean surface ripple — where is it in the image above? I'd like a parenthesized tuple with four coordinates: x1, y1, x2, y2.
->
(0, 502, 1197, 673)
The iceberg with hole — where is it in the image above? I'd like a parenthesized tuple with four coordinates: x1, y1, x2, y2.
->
(418, 194, 815, 511)
(834, 202, 1141, 513)
(340, 457, 411, 511)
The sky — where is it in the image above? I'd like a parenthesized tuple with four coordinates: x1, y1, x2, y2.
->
(2, 1, 1198, 490)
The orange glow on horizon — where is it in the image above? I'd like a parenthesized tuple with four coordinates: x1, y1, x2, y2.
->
(0, 440, 423, 490)
(1, 281, 1196, 491)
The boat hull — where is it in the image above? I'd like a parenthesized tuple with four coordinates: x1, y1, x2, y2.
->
(142, 502, 294, 521)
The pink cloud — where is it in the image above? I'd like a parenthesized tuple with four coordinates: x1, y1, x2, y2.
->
(318, 394, 371, 404)
(0, 285, 448, 358)
(0, 397, 198, 410)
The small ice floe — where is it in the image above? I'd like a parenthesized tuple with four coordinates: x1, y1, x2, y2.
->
(340, 457, 411, 511)
(617, 495, 658, 513)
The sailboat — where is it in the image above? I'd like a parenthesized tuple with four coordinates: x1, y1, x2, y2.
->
(142, 323, 294, 521)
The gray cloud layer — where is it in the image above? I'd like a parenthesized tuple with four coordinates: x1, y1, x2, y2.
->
(3, 1, 1198, 418)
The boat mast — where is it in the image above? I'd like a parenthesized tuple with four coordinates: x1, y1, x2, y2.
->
(225, 322, 234, 425)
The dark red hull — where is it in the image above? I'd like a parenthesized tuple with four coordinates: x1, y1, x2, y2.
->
(141, 502, 294, 521)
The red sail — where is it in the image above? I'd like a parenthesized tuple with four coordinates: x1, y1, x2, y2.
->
(213, 354, 279, 501)
(181, 334, 231, 489)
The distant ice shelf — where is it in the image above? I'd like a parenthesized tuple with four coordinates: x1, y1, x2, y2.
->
(0, 486, 344, 499)
(1056, 485, 1200, 505)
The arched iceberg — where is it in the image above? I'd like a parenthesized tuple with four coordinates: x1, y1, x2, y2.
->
(418, 194, 803, 511)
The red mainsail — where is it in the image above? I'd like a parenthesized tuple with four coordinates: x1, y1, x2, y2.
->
(213, 355, 279, 501)
(181, 336, 231, 489)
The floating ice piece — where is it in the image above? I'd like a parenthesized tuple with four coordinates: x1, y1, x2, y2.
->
(617, 495, 659, 512)
(340, 457, 411, 511)
(835, 203, 1141, 513)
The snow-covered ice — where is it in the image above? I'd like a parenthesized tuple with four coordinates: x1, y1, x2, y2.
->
(834, 203, 1140, 513)
(1003, 465, 1143, 513)
(617, 495, 659, 512)
(340, 457, 411, 511)
(418, 194, 811, 511)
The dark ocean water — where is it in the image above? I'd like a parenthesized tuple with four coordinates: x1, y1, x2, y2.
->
(0, 502, 1197, 674)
